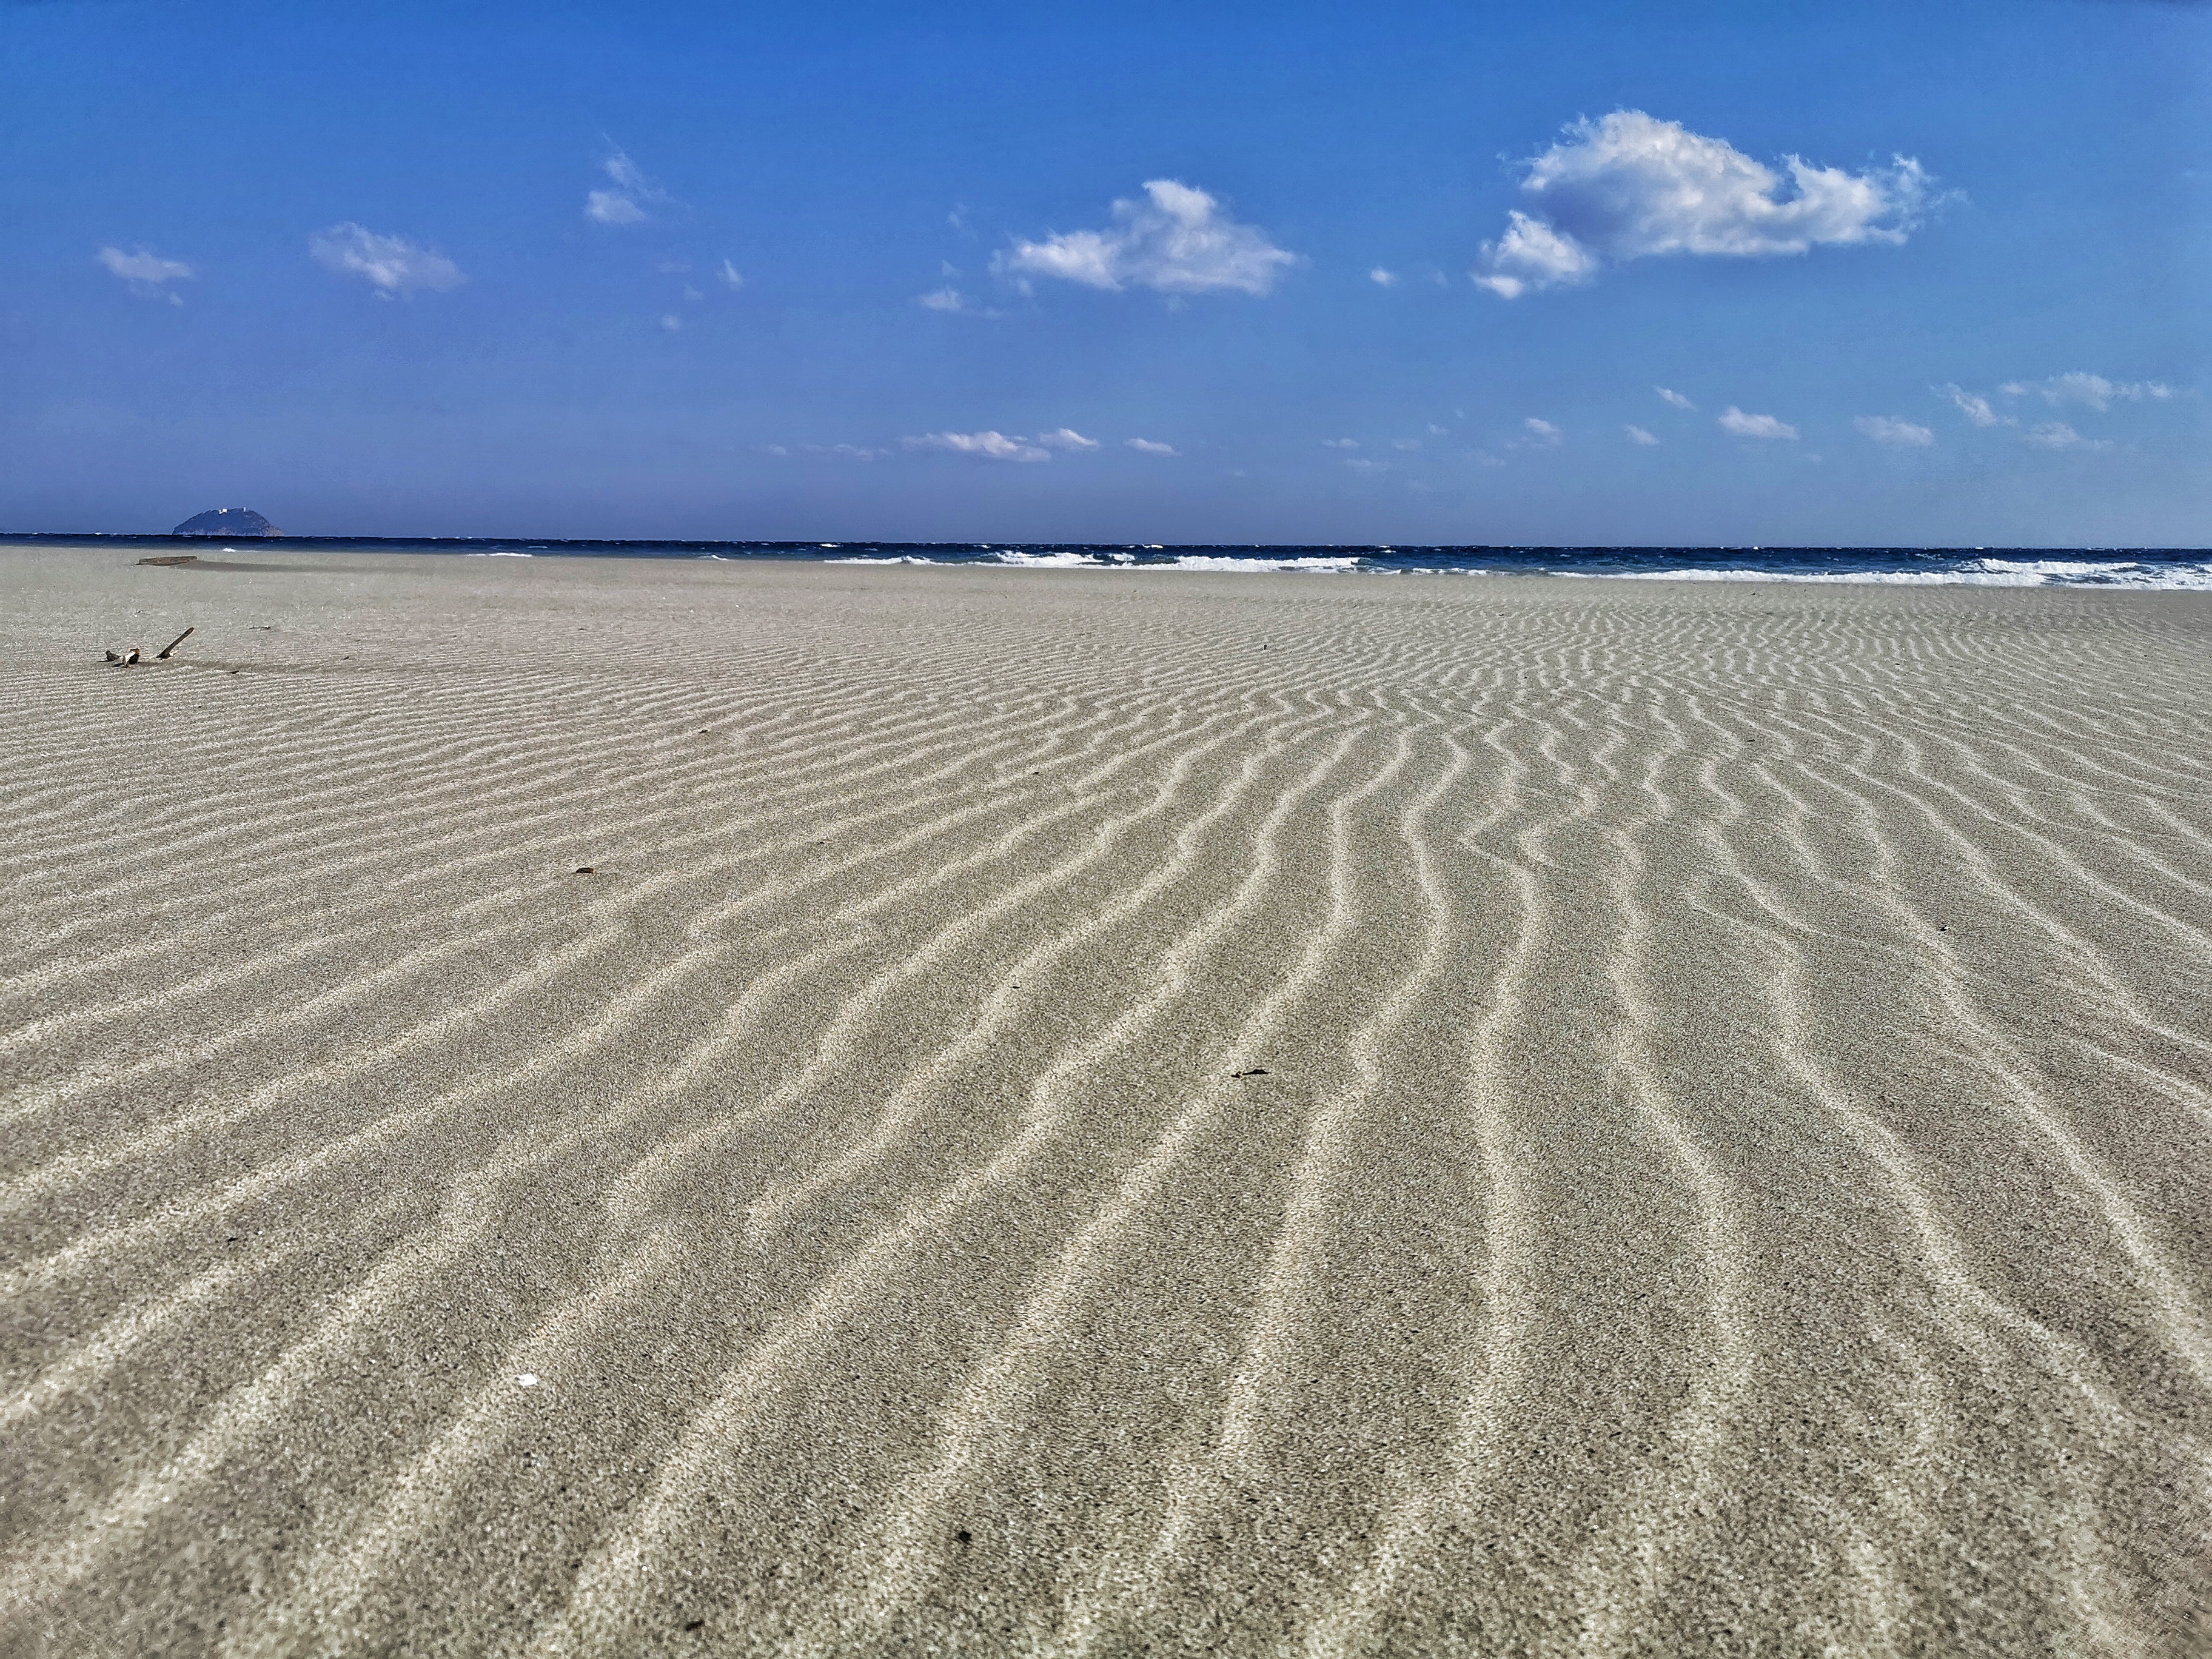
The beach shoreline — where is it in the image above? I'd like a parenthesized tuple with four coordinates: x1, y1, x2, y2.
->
(4, 546, 2208, 1655)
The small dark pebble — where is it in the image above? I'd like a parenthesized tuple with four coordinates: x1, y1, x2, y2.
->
(1234, 1067, 1269, 1079)
(683, 1620, 705, 1632)
(956, 1529, 973, 1546)
(574, 866, 595, 875)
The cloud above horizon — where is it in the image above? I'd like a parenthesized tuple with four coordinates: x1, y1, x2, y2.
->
(2002, 371, 2173, 411)
(1126, 437, 1178, 455)
(586, 150, 668, 226)
(1475, 111, 1934, 298)
(1855, 415, 1934, 446)
(97, 245, 192, 303)
(1718, 406, 1798, 440)
(308, 224, 464, 297)
(997, 179, 1298, 296)
(903, 430, 1052, 461)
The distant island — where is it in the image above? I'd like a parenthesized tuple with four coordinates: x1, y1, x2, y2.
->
(173, 508, 281, 537)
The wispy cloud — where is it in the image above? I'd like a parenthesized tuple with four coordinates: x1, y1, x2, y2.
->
(1321, 438, 1360, 449)
(916, 286, 1002, 317)
(1626, 424, 1660, 446)
(1369, 267, 1400, 287)
(902, 431, 1053, 461)
(1718, 406, 1798, 440)
(717, 259, 745, 290)
(1936, 383, 2008, 426)
(2024, 422, 2111, 451)
(1523, 417, 1563, 446)
(1855, 415, 1934, 446)
(1344, 457, 1391, 474)
(308, 223, 464, 297)
(1035, 427, 1099, 451)
(660, 313, 682, 332)
(1125, 438, 1178, 455)
(2004, 371, 2173, 411)
(997, 179, 1298, 297)
(96, 245, 192, 303)
(800, 443, 886, 460)
(1475, 111, 1934, 298)
(1655, 386, 1695, 411)
(586, 149, 669, 226)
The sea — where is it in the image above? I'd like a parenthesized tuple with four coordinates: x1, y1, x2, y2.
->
(10, 535, 2212, 589)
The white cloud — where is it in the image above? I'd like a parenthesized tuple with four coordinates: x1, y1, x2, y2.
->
(1321, 438, 1360, 449)
(997, 179, 1298, 297)
(1655, 386, 1695, 411)
(660, 313, 682, 332)
(2024, 422, 2111, 451)
(1473, 211, 1600, 298)
(1125, 438, 1178, 455)
(917, 287, 967, 311)
(97, 246, 192, 303)
(1936, 383, 2007, 426)
(586, 192, 645, 226)
(1855, 415, 1933, 446)
(308, 223, 464, 297)
(586, 150, 668, 226)
(1523, 417, 1563, 445)
(1626, 424, 1660, 446)
(1392, 438, 1422, 451)
(1476, 110, 1933, 298)
(1369, 267, 1400, 287)
(1035, 427, 1099, 451)
(903, 431, 1051, 462)
(799, 443, 885, 460)
(1718, 406, 1798, 440)
(718, 260, 745, 290)
(2007, 372, 2173, 412)
(1344, 458, 1391, 474)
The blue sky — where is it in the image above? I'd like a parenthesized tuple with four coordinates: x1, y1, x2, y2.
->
(4, 0, 2205, 545)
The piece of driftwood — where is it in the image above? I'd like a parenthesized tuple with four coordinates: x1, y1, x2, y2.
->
(138, 555, 201, 568)
(156, 627, 195, 660)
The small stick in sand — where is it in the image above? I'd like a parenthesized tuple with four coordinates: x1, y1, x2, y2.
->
(156, 627, 195, 660)
(104, 649, 122, 663)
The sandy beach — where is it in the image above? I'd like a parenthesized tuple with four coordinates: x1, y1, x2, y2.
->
(2, 546, 2208, 1656)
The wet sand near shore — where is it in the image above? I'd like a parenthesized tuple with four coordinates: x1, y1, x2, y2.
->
(3, 548, 2208, 1655)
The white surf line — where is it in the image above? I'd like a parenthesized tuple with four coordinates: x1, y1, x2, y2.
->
(525, 720, 1377, 1658)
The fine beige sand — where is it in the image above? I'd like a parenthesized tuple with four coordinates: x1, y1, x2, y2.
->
(3, 547, 2210, 1657)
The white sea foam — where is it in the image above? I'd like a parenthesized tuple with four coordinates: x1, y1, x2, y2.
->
(464, 550, 535, 558)
(1556, 559, 2212, 591)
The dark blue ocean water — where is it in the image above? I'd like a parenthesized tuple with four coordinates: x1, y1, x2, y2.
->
(10, 535, 2211, 589)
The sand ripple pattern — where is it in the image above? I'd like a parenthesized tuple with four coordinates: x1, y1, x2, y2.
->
(3, 553, 2210, 1656)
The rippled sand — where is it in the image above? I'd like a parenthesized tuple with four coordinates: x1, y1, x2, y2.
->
(4, 548, 2210, 1656)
